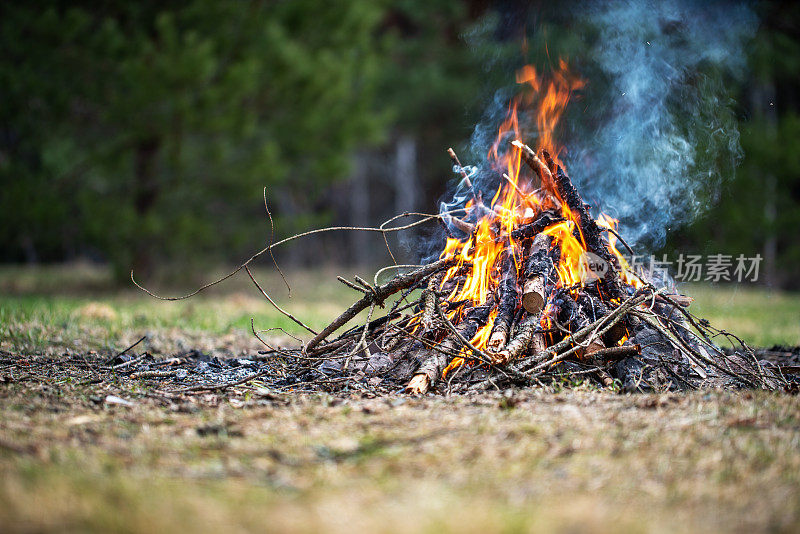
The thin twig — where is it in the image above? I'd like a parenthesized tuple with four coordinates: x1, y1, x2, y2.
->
(105, 335, 146, 365)
(245, 265, 318, 336)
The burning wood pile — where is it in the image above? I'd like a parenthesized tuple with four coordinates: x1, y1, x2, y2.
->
(291, 137, 780, 394)
(271, 63, 782, 395)
(137, 62, 787, 395)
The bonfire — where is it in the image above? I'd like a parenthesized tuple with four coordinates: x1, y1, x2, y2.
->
(136, 62, 786, 395)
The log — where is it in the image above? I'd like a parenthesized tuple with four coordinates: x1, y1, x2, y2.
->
(541, 149, 559, 178)
(521, 277, 546, 314)
(550, 292, 605, 358)
(589, 344, 641, 362)
(513, 140, 625, 301)
(305, 257, 456, 352)
(596, 369, 615, 387)
(548, 159, 625, 300)
(577, 338, 606, 360)
(511, 291, 653, 374)
(487, 249, 520, 352)
(512, 140, 553, 191)
(575, 291, 627, 347)
(510, 209, 563, 240)
(492, 313, 540, 364)
(521, 233, 555, 314)
(421, 272, 445, 331)
(530, 330, 547, 355)
(406, 300, 493, 393)
(389, 341, 432, 381)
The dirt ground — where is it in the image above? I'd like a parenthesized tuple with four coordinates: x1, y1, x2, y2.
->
(1, 346, 799, 533)
(2, 268, 800, 532)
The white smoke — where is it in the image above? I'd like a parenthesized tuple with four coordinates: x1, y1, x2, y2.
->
(566, 0, 757, 248)
(431, 0, 757, 262)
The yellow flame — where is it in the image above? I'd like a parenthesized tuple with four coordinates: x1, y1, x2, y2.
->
(435, 59, 638, 360)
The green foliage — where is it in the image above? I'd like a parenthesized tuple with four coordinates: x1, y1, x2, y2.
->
(0, 1, 386, 278)
(2, 1, 799, 288)
(665, 3, 800, 288)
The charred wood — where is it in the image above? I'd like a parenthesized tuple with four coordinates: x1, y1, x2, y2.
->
(510, 209, 563, 240)
(305, 258, 456, 352)
(487, 249, 520, 352)
(522, 233, 556, 314)
(407, 300, 494, 393)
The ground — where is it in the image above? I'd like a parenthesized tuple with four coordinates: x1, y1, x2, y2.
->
(1, 264, 799, 533)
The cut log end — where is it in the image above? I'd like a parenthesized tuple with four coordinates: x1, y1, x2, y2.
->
(405, 374, 431, 395)
(487, 329, 508, 354)
(522, 276, 546, 314)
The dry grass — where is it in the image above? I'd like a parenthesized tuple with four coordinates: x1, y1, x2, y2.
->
(1, 382, 799, 533)
(1, 265, 799, 532)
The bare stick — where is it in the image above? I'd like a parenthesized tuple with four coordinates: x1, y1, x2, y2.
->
(245, 265, 318, 336)
(305, 257, 456, 352)
(111, 354, 146, 371)
(337, 276, 369, 294)
(105, 335, 147, 365)
(132, 209, 462, 301)
(263, 188, 291, 296)
(589, 344, 641, 362)
(448, 147, 474, 191)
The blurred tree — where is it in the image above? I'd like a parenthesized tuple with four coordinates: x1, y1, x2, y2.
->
(666, 1, 800, 289)
(0, 0, 385, 279)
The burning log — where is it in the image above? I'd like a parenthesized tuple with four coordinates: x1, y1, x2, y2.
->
(514, 141, 626, 301)
(521, 233, 556, 314)
(549, 161, 626, 300)
(406, 299, 494, 394)
(512, 140, 551, 189)
(510, 209, 563, 240)
(487, 249, 520, 353)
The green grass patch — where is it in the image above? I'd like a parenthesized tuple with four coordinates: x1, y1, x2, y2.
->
(0, 265, 798, 354)
(683, 283, 800, 347)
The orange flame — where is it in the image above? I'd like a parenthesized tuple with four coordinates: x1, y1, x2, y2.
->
(436, 59, 634, 370)
(596, 214, 644, 289)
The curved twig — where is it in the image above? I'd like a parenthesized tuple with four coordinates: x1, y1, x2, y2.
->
(132, 209, 463, 301)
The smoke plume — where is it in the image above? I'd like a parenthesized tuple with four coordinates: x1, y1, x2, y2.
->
(444, 0, 758, 254)
(568, 0, 757, 248)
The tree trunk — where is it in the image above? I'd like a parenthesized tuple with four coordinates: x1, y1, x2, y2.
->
(752, 81, 778, 287)
(132, 138, 160, 279)
(393, 135, 419, 264)
(350, 151, 371, 266)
